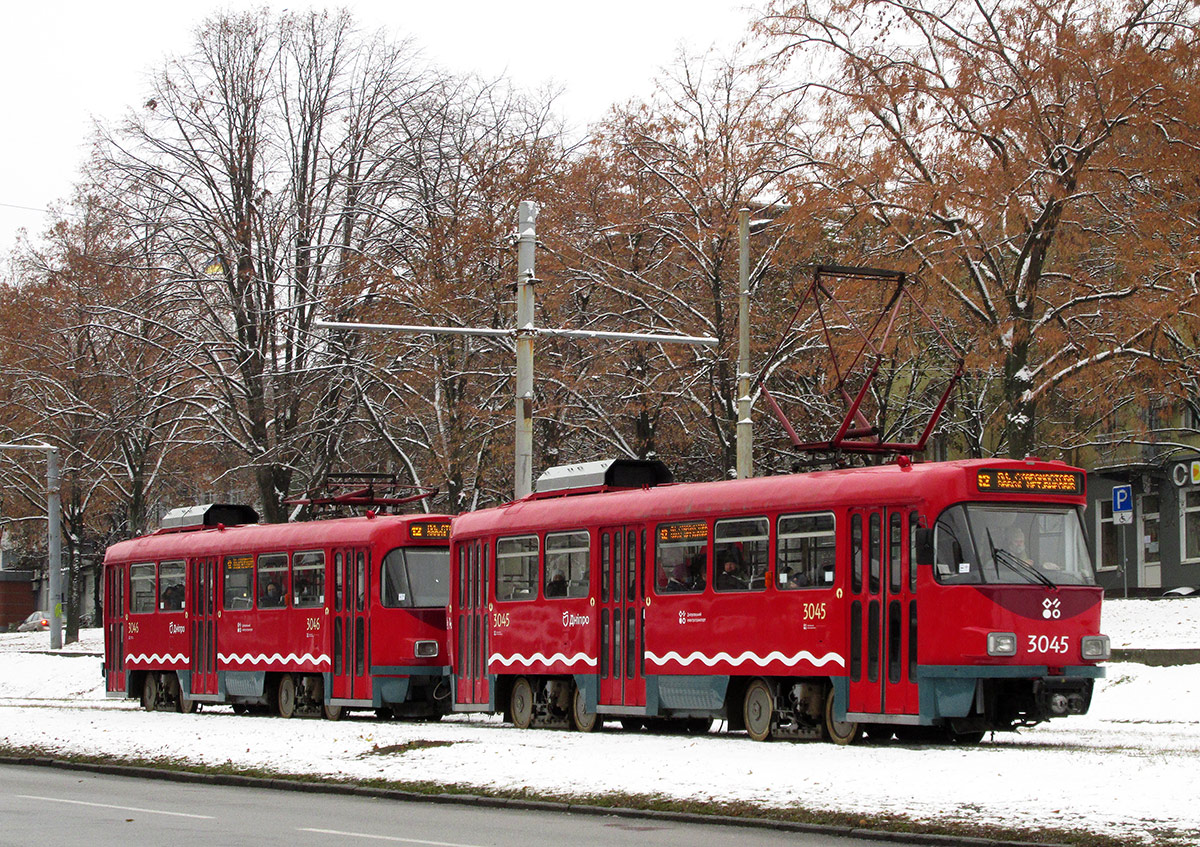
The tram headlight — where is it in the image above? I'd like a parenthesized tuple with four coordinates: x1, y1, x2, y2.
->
(1081, 635, 1110, 661)
(987, 632, 1017, 656)
(414, 640, 439, 658)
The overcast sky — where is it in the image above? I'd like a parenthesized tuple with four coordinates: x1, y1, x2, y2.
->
(0, 1, 761, 253)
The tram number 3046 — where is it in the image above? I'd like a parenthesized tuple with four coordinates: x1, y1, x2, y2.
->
(1027, 634, 1070, 655)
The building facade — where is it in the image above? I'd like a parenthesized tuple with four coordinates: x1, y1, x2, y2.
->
(1086, 455, 1200, 596)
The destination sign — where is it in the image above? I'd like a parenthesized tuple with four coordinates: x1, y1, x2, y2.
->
(658, 521, 709, 543)
(224, 554, 254, 570)
(976, 469, 1083, 495)
(409, 521, 451, 540)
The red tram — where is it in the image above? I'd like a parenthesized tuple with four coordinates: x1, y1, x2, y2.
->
(447, 457, 1109, 742)
(102, 504, 453, 719)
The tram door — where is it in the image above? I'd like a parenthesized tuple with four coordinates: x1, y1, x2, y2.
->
(848, 508, 919, 717)
(332, 547, 372, 703)
(189, 557, 219, 695)
(599, 526, 646, 707)
(455, 539, 490, 706)
(104, 565, 126, 694)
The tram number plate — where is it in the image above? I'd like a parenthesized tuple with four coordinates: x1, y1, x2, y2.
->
(1027, 634, 1070, 655)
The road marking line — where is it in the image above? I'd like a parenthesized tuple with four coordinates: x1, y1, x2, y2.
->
(298, 828, 484, 847)
(16, 794, 214, 819)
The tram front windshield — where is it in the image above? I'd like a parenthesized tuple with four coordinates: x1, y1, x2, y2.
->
(933, 504, 1095, 586)
(381, 547, 451, 608)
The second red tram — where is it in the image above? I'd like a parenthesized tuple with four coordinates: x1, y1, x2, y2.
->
(102, 505, 453, 719)
(447, 457, 1109, 742)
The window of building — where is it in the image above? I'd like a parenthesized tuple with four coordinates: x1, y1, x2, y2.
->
(713, 517, 768, 592)
(496, 535, 539, 601)
(292, 550, 325, 608)
(223, 554, 254, 610)
(158, 561, 185, 611)
(1181, 489, 1200, 564)
(1095, 500, 1119, 572)
(130, 563, 156, 613)
(777, 513, 836, 589)
(544, 531, 589, 598)
(1186, 399, 1200, 432)
(257, 553, 289, 608)
(655, 521, 708, 593)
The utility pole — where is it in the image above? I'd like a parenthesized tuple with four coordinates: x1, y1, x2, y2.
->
(514, 201, 537, 499)
(736, 208, 753, 479)
(0, 443, 62, 649)
(317, 200, 719, 501)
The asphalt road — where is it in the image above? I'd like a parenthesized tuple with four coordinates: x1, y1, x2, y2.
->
(0, 764, 896, 847)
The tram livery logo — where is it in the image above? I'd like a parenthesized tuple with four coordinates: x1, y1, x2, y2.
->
(1043, 597, 1062, 620)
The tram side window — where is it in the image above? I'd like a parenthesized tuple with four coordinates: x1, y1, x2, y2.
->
(933, 506, 979, 584)
(544, 531, 590, 599)
(381, 546, 451, 608)
(292, 550, 325, 608)
(777, 513, 836, 590)
(130, 563, 156, 613)
(257, 553, 289, 608)
(158, 560, 185, 611)
(655, 521, 708, 593)
(223, 554, 255, 609)
(713, 517, 768, 592)
(496, 535, 538, 602)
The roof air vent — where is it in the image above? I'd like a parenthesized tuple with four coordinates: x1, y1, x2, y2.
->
(161, 503, 260, 531)
(534, 459, 672, 495)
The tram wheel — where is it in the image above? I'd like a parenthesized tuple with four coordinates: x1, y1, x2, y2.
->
(743, 679, 774, 741)
(570, 686, 599, 733)
(166, 674, 196, 714)
(510, 677, 534, 729)
(141, 673, 159, 712)
(277, 674, 297, 719)
(822, 687, 861, 745)
(323, 703, 344, 721)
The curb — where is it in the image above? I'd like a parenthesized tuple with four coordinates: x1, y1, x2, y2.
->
(0, 754, 1066, 847)
(1110, 648, 1200, 666)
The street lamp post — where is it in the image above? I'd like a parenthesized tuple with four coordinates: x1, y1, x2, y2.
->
(0, 443, 62, 649)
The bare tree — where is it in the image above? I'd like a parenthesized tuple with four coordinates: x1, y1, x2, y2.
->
(97, 11, 447, 520)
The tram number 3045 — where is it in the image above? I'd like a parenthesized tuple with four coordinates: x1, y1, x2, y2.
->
(1027, 634, 1070, 655)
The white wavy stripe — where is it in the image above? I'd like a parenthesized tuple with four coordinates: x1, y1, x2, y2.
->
(217, 652, 330, 666)
(125, 652, 188, 664)
(489, 652, 598, 668)
(645, 649, 846, 668)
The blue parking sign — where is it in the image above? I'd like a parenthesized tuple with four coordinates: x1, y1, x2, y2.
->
(1112, 484, 1133, 525)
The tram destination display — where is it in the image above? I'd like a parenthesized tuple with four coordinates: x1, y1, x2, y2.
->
(975, 468, 1084, 495)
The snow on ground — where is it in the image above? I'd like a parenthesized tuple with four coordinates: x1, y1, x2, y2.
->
(1, 599, 1198, 845)
(1102, 596, 1200, 649)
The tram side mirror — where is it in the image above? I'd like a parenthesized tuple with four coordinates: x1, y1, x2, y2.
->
(914, 528, 935, 566)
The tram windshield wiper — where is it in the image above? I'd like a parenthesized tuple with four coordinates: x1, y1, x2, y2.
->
(985, 529, 1056, 589)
